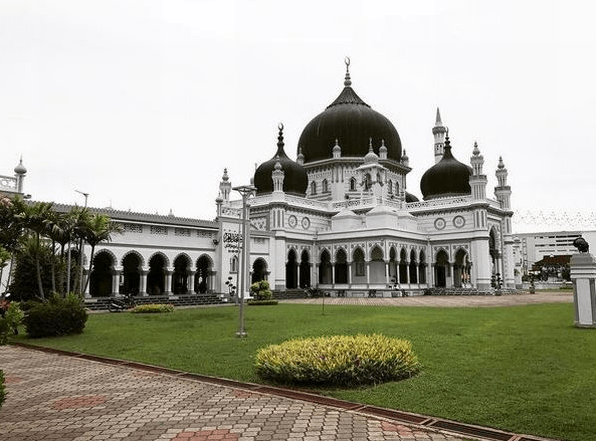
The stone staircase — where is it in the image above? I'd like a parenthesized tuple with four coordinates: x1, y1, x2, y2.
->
(84, 293, 227, 311)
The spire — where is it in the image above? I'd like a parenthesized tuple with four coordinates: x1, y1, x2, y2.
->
(297, 146, 304, 165)
(344, 56, 351, 87)
(276, 122, 285, 155)
(435, 107, 442, 125)
(222, 168, 229, 181)
(498, 156, 505, 169)
(332, 139, 342, 158)
(14, 156, 27, 175)
(379, 139, 388, 159)
(472, 141, 480, 156)
(433, 108, 447, 163)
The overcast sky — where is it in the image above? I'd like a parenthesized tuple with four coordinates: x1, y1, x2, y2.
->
(1, 0, 594, 232)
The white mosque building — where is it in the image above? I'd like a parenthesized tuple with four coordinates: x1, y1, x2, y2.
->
(1, 61, 515, 300)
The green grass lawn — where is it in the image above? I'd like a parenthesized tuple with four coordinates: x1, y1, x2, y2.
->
(11, 302, 596, 441)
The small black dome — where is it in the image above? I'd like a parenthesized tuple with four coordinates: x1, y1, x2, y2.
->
(420, 137, 471, 200)
(405, 192, 419, 203)
(254, 126, 308, 196)
(297, 65, 402, 163)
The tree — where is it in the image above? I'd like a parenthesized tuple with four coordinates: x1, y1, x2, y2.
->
(15, 201, 54, 301)
(81, 214, 122, 293)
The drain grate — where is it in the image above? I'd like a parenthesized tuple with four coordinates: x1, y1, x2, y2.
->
(359, 405, 428, 424)
(253, 386, 361, 410)
(428, 419, 514, 441)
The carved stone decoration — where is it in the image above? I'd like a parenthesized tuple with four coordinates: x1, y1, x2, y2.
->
(434, 218, 446, 230)
(301, 217, 310, 229)
(453, 215, 466, 228)
(250, 217, 268, 231)
(288, 215, 298, 228)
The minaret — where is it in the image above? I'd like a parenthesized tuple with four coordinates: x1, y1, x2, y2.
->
(14, 156, 27, 194)
(469, 142, 487, 200)
(494, 157, 511, 210)
(218, 168, 232, 203)
(432, 108, 447, 164)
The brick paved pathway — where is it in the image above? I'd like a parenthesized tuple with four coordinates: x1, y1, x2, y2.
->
(0, 346, 473, 441)
(282, 291, 572, 308)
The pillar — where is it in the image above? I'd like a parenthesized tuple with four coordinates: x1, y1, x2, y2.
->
(165, 269, 173, 295)
(188, 270, 196, 294)
(111, 269, 121, 296)
(570, 253, 596, 328)
(139, 270, 148, 296)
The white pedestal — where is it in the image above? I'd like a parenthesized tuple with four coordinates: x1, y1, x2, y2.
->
(570, 253, 596, 328)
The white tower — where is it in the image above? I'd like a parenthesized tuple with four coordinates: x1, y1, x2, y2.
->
(432, 108, 447, 164)
(469, 142, 487, 200)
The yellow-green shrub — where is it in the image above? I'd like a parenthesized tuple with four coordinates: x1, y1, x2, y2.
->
(131, 304, 175, 313)
(255, 334, 420, 386)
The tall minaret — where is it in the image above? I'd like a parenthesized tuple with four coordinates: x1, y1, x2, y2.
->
(494, 157, 512, 210)
(432, 108, 447, 163)
(218, 168, 232, 203)
(469, 142, 487, 200)
(14, 156, 27, 194)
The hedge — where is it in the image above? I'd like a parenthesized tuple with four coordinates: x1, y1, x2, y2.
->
(255, 334, 420, 386)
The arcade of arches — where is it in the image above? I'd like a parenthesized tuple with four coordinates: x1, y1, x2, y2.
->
(89, 251, 216, 297)
(291, 246, 473, 289)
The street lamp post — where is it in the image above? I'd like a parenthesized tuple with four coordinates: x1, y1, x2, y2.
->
(233, 184, 256, 338)
(75, 190, 89, 295)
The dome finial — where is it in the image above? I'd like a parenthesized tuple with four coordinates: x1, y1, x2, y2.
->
(344, 56, 352, 87)
(277, 122, 285, 151)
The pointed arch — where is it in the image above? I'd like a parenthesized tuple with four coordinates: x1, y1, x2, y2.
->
(387, 179, 393, 194)
(90, 250, 115, 297)
(195, 254, 213, 294)
(252, 258, 268, 283)
(454, 248, 470, 287)
(310, 181, 317, 195)
(300, 249, 311, 288)
(399, 248, 408, 284)
(121, 250, 144, 268)
(389, 246, 398, 284)
(418, 249, 427, 284)
(352, 247, 365, 282)
(121, 250, 142, 295)
(335, 248, 348, 284)
(409, 248, 418, 284)
(173, 254, 192, 294)
(322, 178, 328, 193)
(148, 253, 167, 295)
(349, 177, 357, 192)
(319, 249, 332, 284)
(369, 245, 385, 284)
(434, 249, 450, 288)
(286, 248, 298, 289)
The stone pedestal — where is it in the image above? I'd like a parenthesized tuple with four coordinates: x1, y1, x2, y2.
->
(570, 253, 596, 328)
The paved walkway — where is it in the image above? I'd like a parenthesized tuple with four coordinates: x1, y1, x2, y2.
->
(1, 345, 477, 441)
(281, 291, 573, 308)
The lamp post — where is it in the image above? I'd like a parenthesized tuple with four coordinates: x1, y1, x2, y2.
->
(75, 190, 89, 295)
(233, 184, 256, 338)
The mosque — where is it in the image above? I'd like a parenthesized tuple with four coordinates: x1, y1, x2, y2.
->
(1, 60, 515, 299)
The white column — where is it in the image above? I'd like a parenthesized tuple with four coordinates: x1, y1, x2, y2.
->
(188, 271, 196, 294)
(139, 270, 148, 296)
(165, 268, 173, 295)
(111, 269, 121, 296)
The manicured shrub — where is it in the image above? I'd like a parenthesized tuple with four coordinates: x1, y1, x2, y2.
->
(131, 304, 175, 313)
(250, 280, 272, 301)
(23, 293, 88, 338)
(0, 370, 5, 410)
(247, 299, 278, 306)
(255, 334, 420, 386)
(0, 301, 24, 341)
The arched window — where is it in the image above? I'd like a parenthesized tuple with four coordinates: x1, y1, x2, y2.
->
(349, 177, 356, 192)
(230, 256, 238, 273)
(388, 179, 393, 194)
(310, 181, 317, 195)
(322, 179, 328, 193)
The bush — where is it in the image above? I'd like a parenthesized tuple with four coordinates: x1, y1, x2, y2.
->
(131, 304, 175, 313)
(23, 293, 88, 338)
(0, 301, 24, 342)
(250, 280, 272, 301)
(255, 334, 420, 386)
(0, 370, 5, 410)
(247, 300, 278, 306)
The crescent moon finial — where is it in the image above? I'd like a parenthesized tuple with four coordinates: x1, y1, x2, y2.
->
(278, 122, 284, 131)
(344, 56, 350, 68)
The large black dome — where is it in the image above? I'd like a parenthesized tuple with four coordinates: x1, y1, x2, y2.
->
(420, 137, 471, 200)
(297, 66, 402, 163)
(254, 126, 308, 196)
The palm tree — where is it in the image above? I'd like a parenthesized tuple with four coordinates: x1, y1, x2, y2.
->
(81, 214, 122, 294)
(17, 201, 54, 301)
(71, 207, 91, 294)
(46, 211, 77, 296)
